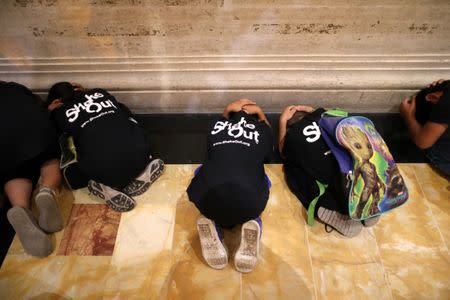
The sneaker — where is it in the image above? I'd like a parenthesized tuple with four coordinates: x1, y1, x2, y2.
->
(35, 187, 63, 233)
(197, 215, 228, 269)
(7, 207, 53, 257)
(317, 207, 362, 238)
(362, 215, 380, 227)
(122, 159, 165, 197)
(88, 180, 136, 212)
(234, 218, 261, 273)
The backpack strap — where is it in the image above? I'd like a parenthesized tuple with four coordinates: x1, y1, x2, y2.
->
(322, 108, 348, 118)
(307, 181, 328, 225)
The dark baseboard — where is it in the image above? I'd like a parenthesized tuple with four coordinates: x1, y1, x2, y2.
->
(136, 112, 427, 164)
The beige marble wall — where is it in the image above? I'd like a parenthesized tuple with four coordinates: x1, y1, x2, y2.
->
(1, 1, 449, 112)
(0, 164, 449, 299)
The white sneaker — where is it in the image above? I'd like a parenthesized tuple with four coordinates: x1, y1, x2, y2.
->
(88, 180, 136, 212)
(317, 207, 362, 238)
(197, 215, 228, 269)
(122, 159, 165, 197)
(234, 219, 261, 273)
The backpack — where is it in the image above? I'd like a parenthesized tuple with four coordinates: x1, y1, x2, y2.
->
(282, 109, 348, 226)
(319, 109, 409, 220)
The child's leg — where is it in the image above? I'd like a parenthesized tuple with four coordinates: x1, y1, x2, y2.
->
(234, 216, 262, 273)
(197, 214, 228, 269)
(35, 158, 63, 233)
(4, 179, 53, 257)
(39, 158, 61, 191)
(4, 178, 32, 208)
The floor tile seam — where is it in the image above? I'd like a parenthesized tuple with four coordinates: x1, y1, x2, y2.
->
(412, 167, 450, 256)
(304, 219, 319, 300)
(371, 228, 395, 300)
(240, 271, 243, 300)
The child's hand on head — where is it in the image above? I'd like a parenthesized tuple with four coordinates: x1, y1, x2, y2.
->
(428, 79, 445, 88)
(280, 105, 314, 125)
(242, 103, 263, 115)
(227, 99, 256, 113)
(47, 99, 63, 111)
(399, 96, 416, 118)
(70, 82, 83, 91)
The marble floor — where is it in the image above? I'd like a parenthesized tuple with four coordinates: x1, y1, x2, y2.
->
(0, 164, 449, 300)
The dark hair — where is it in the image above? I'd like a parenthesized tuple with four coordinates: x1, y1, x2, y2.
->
(287, 110, 308, 128)
(415, 80, 450, 125)
(46, 82, 75, 107)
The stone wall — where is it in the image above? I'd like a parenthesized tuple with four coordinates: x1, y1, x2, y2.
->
(1, 0, 449, 112)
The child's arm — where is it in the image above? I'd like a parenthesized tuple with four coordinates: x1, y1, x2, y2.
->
(223, 99, 256, 119)
(242, 104, 271, 127)
(400, 96, 448, 149)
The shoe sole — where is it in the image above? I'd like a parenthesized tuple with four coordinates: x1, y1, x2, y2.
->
(362, 215, 380, 227)
(317, 207, 362, 238)
(35, 192, 63, 233)
(88, 182, 136, 212)
(7, 207, 53, 257)
(197, 216, 228, 269)
(234, 220, 260, 273)
(123, 160, 165, 197)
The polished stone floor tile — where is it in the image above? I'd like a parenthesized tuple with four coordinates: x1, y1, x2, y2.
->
(101, 164, 191, 299)
(373, 165, 450, 300)
(0, 164, 449, 300)
(241, 165, 315, 300)
(413, 164, 450, 250)
(165, 189, 242, 300)
(58, 204, 121, 256)
(307, 221, 391, 299)
(0, 255, 111, 299)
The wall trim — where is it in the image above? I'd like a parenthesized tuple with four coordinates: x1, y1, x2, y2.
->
(1, 55, 449, 112)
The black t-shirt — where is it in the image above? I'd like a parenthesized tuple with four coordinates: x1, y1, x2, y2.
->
(282, 109, 347, 214)
(187, 111, 273, 226)
(430, 90, 450, 135)
(429, 88, 450, 126)
(0, 82, 57, 176)
(52, 88, 150, 186)
(426, 88, 450, 153)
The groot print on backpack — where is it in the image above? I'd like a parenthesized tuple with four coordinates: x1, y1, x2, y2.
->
(339, 126, 386, 218)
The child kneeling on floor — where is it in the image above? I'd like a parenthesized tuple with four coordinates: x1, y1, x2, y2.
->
(0, 81, 63, 257)
(46, 82, 164, 212)
(279, 105, 380, 237)
(400, 79, 450, 177)
(187, 99, 273, 272)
